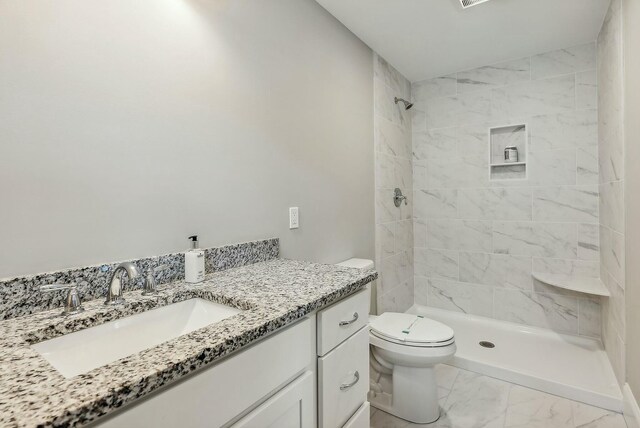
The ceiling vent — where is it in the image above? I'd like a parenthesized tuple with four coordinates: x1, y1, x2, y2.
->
(460, 0, 491, 8)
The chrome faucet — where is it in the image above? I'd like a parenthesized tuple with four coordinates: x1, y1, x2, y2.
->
(104, 262, 140, 305)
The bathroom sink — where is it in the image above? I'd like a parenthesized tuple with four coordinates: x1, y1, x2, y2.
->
(32, 298, 242, 378)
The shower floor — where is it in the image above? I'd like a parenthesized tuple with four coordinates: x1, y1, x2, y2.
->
(409, 305, 623, 412)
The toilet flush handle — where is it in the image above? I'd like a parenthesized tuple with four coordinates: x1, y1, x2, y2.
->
(340, 371, 360, 391)
(339, 312, 359, 326)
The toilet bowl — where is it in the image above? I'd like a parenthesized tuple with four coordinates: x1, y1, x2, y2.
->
(369, 313, 456, 424)
(336, 259, 457, 425)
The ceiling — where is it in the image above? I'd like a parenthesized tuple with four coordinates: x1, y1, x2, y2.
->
(315, 0, 611, 82)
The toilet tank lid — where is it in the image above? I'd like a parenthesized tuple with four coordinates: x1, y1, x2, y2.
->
(336, 258, 375, 270)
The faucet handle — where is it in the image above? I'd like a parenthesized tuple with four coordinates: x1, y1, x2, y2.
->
(40, 282, 86, 316)
(153, 264, 169, 274)
(142, 265, 169, 296)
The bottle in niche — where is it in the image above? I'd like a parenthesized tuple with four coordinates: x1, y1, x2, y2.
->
(504, 146, 518, 163)
(185, 235, 205, 284)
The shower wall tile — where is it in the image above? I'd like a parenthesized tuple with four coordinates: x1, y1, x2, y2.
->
(378, 278, 414, 314)
(425, 95, 460, 129)
(412, 73, 457, 101)
(413, 161, 429, 190)
(492, 74, 575, 120)
(376, 116, 411, 158)
(414, 189, 458, 218)
(459, 252, 532, 291)
(395, 157, 413, 189)
(599, 180, 624, 233)
(597, 63, 624, 381)
(578, 297, 602, 338)
(413, 127, 457, 160)
(527, 149, 577, 186)
(529, 109, 598, 152)
(577, 223, 600, 261)
(531, 42, 597, 79)
(414, 276, 429, 306)
(411, 42, 601, 339)
(413, 218, 427, 248)
(457, 57, 531, 93)
(425, 155, 489, 189)
(414, 248, 459, 280)
(532, 258, 600, 278)
(376, 189, 398, 223)
(601, 227, 624, 288)
(374, 53, 414, 314)
(493, 221, 577, 259)
(375, 55, 410, 98)
(456, 89, 494, 125)
(532, 186, 599, 223)
(457, 123, 490, 157)
(376, 153, 396, 189)
(376, 223, 395, 259)
(494, 289, 579, 334)
(427, 219, 492, 252)
(458, 187, 532, 220)
(375, 78, 410, 129)
(577, 147, 599, 185)
(411, 107, 427, 134)
(427, 278, 494, 318)
(395, 220, 413, 252)
(576, 70, 598, 110)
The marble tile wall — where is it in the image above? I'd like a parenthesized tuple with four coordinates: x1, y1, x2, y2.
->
(374, 54, 414, 314)
(598, 0, 626, 386)
(411, 43, 602, 338)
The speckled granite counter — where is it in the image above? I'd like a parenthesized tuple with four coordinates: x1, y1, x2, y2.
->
(0, 259, 377, 427)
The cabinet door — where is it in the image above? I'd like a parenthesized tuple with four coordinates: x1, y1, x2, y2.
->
(318, 327, 369, 428)
(231, 371, 314, 428)
(343, 402, 370, 428)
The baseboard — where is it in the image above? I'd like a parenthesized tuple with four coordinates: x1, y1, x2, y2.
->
(624, 384, 640, 428)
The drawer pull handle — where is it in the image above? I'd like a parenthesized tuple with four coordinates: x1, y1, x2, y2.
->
(339, 312, 359, 326)
(340, 371, 360, 391)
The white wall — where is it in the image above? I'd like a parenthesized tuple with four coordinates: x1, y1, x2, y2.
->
(411, 44, 601, 337)
(373, 54, 413, 314)
(0, 0, 375, 277)
(623, 0, 640, 400)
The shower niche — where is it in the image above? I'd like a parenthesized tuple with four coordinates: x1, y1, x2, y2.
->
(489, 123, 527, 181)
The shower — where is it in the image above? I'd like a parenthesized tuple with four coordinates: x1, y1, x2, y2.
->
(394, 97, 413, 110)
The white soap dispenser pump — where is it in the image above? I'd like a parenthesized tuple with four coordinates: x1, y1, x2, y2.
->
(185, 235, 205, 284)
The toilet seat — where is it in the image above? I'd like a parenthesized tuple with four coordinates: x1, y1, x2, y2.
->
(370, 313, 454, 348)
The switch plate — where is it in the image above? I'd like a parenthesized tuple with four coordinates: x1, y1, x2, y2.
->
(289, 207, 299, 229)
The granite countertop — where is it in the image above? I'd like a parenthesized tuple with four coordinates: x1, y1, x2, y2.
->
(0, 259, 377, 427)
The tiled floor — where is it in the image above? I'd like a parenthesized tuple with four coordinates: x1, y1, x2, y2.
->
(370, 365, 627, 428)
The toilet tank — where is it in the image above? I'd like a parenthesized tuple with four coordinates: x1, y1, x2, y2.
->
(336, 258, 377, 315)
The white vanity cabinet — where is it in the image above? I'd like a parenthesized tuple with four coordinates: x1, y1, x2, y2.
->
(316, 288, 371, 428)
(94, 317, 316, 428)
(93, 288, 371, 428)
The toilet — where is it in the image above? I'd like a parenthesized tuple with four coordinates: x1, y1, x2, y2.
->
(337, 259, 457, 424)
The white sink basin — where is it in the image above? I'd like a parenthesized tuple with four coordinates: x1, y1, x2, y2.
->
(32, 298, 242, 378)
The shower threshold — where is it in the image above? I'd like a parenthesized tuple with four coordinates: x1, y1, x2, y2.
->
(409, 305, 623, 412)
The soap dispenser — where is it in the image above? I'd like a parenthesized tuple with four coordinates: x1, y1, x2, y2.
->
(185, 235, 205, 284)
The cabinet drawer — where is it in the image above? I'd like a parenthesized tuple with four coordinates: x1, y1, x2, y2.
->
(318, 327, 369, 428)
(317, 288, 370, 356)
(342, 402, 370, 428)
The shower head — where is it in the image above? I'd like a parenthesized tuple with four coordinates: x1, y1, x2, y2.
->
(394, 97, 414, 110)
